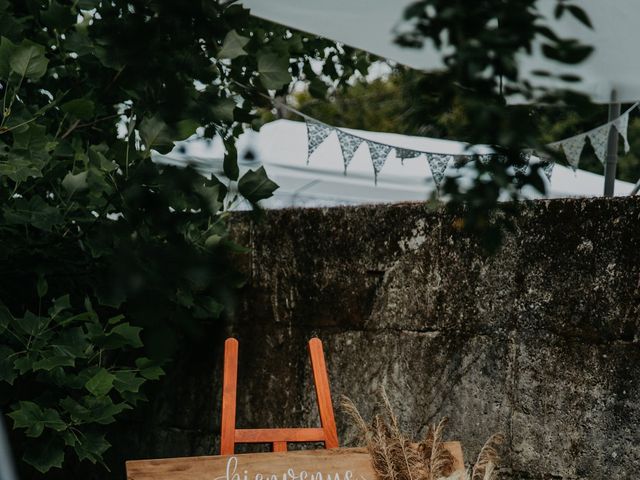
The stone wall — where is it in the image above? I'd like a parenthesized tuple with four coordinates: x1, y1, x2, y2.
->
(118, 197, 640, 480)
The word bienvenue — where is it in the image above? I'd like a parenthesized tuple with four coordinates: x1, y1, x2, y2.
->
(215, 456, 357, 480)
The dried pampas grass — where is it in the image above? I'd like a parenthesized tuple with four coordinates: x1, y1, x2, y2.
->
(341, 388, 503, 480)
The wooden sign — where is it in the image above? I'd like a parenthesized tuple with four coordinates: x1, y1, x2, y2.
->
(126, 445, 465, 480)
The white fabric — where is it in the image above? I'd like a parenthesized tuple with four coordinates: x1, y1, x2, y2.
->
(154, 120, 634, 209)
(241, 0, 640, 103)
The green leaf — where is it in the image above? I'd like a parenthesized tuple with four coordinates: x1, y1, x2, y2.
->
(85, 368, 115, 396)
(23, 434, 65, 473)
(9, 401, 66, 438)
(0, 345, 17, 384)
(102, 322, 143, 349)
(88, 146, 117, 172)
(10, 40, 48, 80)
(238, 166, 279, 203)
(0, 36, 17, 78)
(49, 295, 71, 318)
(0, 302, 11, 335)
(40, 0, 75, 30)
(37, 274, 48, 298)
(257, 52, 291, 90)
(211, 98, 236, 122)
(135, 357, 165, 380)
(61, 98, 95, 120)
(4, 196, 63, 231)
(74, 430, 110, 464)
(16, 311, 47, 336)
(61, 170, 89, 194)
(176, 119, 199, 140)
(222, 147, 240, 180)
(218, 29, 250, 59)
(53, 326, 89, 358)
(566, 5, 593, 29)
(140, 115, 174, 155)
(113, 370, 145, 393)
(80, 395, 131, 424)
(33, 354, 75, 371)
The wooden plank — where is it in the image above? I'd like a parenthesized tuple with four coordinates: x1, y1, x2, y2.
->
(308, 338, 339, 448)
(221, 338, 239, 455)
(235, 428, 326, 443)
(126, 445, 465, 480)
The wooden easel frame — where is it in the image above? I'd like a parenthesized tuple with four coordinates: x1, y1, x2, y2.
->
(220, 337, 339, 454)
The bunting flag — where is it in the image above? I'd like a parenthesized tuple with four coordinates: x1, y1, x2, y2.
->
(542, 161, 554, 181)
(395, 148, 422, 160)
(305, 119, 333, 163)
(426, 153, 452, 186)
(336, 129, 363, 173)
(478, 154, 493, 165)
(366, 141, 393, 182)
(614, 111, 631, 153)
(587, 125, 610, 165)
(561, 133, 586, 170)
(513, 151, 531, 176)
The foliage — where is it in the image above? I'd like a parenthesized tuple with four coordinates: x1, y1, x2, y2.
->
(1, 294, 161, 473)
(0, 0, 368, 475)
(393, 0, 597, 251)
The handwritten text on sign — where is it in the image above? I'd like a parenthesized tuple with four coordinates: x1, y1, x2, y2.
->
(216, 456, 358, 480)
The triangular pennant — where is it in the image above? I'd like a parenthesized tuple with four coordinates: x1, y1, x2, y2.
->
(366, 141, 392, 184)
(587, 125, 610, 165)
(336, 129, 363, 173)
(542, 161, 555, 182)
(478, 154, 493, 165)
(614, 112, 631, 153)
(513, 151, 531, 176)
(305, 119, 333, 163)
(426, 153, 452, 187)
(560, 133, 586, 170)
(395, 148, 422, 160)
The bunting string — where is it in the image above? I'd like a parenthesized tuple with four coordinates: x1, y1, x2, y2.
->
(232, 80, 640, 187)
(296, 98, 640, 187)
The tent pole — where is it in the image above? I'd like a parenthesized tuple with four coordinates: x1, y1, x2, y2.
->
(0, 412, 19, 480)
(604, 89, 621, 197)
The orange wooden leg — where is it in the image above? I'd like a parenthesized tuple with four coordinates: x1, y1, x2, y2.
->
(272, 441, 287, 452)
(308, 338, 339, 448)
(221, 338, 239, 455)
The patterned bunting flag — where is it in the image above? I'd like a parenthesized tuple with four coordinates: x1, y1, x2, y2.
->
(395, 148, 422, 160)
(478, 154, 493, 165)
(513, 151, 531, 176)
(426, 153, 452, 187)
(305, 119, 333, 163)
(614, 112, 631, 152)
(560, 133, 586, 170)
(366, 141, 393, 183)
(542, 161, 554, 181)
(587, 125, 610, 165)
(336, 129, 363, 173)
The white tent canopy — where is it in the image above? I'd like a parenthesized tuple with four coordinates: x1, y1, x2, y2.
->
(241, 0, 640, 103)
(155, 120, 634, 209)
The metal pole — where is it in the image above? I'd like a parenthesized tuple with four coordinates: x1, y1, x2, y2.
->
(604, 89, 621, 196)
